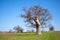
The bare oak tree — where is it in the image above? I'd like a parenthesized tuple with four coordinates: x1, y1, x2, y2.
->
(21, 5, 51, 35)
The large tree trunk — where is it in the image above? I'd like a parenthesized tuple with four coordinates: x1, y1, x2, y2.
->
(34, 16, 41, 35)
(36, 25, 41, 35)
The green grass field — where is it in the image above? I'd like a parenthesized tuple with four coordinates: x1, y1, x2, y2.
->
(0, 31, 60, 40)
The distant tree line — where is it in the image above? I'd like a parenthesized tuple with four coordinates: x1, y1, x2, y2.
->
(8, 25, 35, 33)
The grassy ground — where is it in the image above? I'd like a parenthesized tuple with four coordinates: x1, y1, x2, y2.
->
(0, 31, 60, 40)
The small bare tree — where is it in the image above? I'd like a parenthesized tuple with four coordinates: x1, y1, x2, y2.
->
(13, 25, 23, 33)
(9, 29, 12, 33)
(21, 5, 51, 35)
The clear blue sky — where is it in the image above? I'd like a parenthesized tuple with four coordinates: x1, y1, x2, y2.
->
(0, 0, 60, 31)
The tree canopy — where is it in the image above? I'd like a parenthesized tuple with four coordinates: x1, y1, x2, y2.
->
(21, 5, 52, 28)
